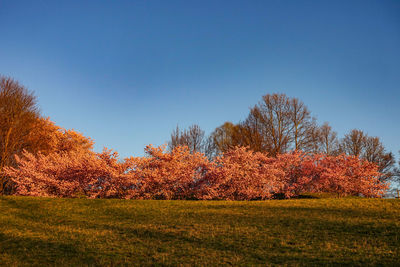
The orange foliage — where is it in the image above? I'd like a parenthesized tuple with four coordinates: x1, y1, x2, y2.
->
(202, 147, 285, 200)
(23, 117, 93, 154)
(126, 145, 212, 199)
(4, 145, 389, 199)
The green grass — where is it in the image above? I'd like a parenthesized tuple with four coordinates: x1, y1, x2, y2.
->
(0, 197, 399, 266)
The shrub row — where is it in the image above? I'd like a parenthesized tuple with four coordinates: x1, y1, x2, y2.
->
(5, 145, 388, 199)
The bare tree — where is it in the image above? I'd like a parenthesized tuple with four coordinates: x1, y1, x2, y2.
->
(340, 129, 367, 157)
(169, 125, 184, 151)
(241, 93, 319, 156)
(363, 136, 395, 182)
(242, 108, 271, 153)
(168, 124, 205, 154)
(290, 97, 316, 151)
(203, 134, 218, 160)
(318, 122, 339, 155)
(209, 122, 240, 152)
(209, 122, 237, 154)
(209, 94, 321, 156)
(303, 122, 322, 154)
(245, 94, 294, 156)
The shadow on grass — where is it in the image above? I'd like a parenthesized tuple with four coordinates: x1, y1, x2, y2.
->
(1, 197, 399, 265)
(0, 232, 99, 266)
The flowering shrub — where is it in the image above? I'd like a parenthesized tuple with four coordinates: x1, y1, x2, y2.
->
(201, 147, 284, 200)
(4, 149, 134, 198)
(4, 145, 388, 199)
(127, 145, 212, 199)
(273, 151, 315, 198)
(274, 152, 388, 198)
(313, 154, 388, 197)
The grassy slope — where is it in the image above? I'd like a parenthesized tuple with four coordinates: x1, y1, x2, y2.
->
(0, 197, 399, 266)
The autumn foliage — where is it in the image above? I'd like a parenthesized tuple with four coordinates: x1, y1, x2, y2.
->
(127, 145, 211, 200)
(5, 149, 124, 198)
(202, 147, 285, 200)
(0, 77, 392, 199)
(4, 144, 388, 199)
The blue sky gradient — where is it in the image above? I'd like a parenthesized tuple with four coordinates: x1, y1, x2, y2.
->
(0, 0, 399, 158)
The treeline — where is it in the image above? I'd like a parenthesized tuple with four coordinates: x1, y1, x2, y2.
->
(168, 94, 397, 182)
(0, 75, 398, 198)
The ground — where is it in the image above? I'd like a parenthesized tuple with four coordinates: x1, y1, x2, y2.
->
(0, 196, 399, 266)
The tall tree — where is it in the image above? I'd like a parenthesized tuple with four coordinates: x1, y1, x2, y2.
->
(362, 136, 395, 182)
(0, 76, 40, 193)
(0, 76, 94, 194)
(318, 122, 339, 155)
(242, 93, 318, 156)
(210, 122, 242, 153)
(241, 108, 270, 152)
(340, 129, 366, 157)
(290, 97, 316, 151)
(244, 94, 291, 156)
(168, 124, 205, 154)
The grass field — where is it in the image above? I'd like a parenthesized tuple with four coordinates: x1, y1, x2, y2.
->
(0, 196, 399, 266)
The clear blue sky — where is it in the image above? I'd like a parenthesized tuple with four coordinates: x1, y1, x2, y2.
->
(0, 0, 399, 158)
